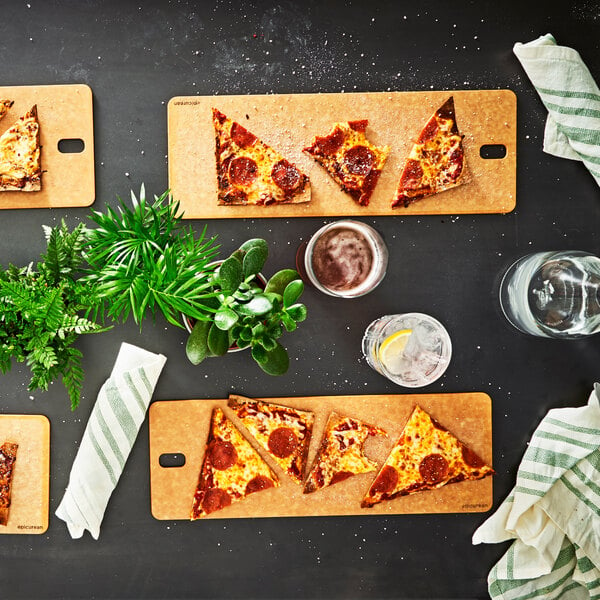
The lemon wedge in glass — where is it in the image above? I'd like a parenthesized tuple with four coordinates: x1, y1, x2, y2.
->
(377, 329, 412, 373)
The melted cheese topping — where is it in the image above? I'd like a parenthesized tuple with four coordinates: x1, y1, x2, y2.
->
(304, 412, 385, 493)
(304, 121, 389, 205)
(213, 109, 309, 205)
(363, 406, 493, 507)
(228, 396, 314, 484)
(191, 408, 279, 518)
(0, 108, 41, 190)
(408, 116, 463, 189)
(0, 100, 13, 122)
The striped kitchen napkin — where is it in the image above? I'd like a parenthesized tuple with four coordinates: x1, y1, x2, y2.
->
(55, 342, 166, 539)
(513, 33, 600, 186)
(472, 386, 600, 599)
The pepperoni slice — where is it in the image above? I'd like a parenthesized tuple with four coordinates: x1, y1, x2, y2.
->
(271, 160, 302, 192)
(461, 445, 485, 469)
(330, 471, 353, 486)
(348, 120, 368, 133)
(229, 156, 258, 186)
(208, 440, 238, 470)
(307, 127, 345, 156)
(231, 122, 257, 148)
(400, 159, 423, 187)
(371, 465, 398, 495)
(201, 488, 231, 514)
(268, 427, 298, 458)
(418, 118, 439, 143)
(419, 453, 449, 484)
(246, 475, 275, 495)
(343, 145, 375, 176)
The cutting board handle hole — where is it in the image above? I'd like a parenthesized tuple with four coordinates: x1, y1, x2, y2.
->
(58, 138, 85, 153)
(159, 453, 186, 468)
(480, 144, 506, 159)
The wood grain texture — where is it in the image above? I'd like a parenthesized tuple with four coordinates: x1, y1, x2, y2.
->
(0, 414, 50, 534)
(0, 84, 95, 209)
(167, 89, 516, 218)
(149, 393, 493, 520)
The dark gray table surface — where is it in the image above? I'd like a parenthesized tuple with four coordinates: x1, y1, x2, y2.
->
(1, 1, 600, 598)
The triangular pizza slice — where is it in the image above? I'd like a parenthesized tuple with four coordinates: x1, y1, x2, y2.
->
(190, 408, 279, 519)
(392, 96, 466, 208)
(303, 119, 390, 206)
(0, 105, 42, 192)
(361, 405, 493, 508)
(0, 100, 13, 122)
(212, 108, 310, 206)
(303, 412, 386, 494)
(228, 395, 314, 485)
(0, 441, 18, 526)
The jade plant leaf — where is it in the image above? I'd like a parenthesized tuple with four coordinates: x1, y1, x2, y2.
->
(235, 295, 272, 316)
(286, 303, 308, 323)
(186, 320, 211, 365)
(256, 342, 289, 375)
(243, 246, 268, 278)
(283, 279, 304, 307)
(214, 307, 239, 331)
(207, 323, 229, 356)
(218, 256, 243, 292)
(239, 238, 268, 256)
(265, 269, 300, 295)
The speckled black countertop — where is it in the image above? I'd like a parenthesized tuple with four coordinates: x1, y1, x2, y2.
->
(2, 2, 600, 598)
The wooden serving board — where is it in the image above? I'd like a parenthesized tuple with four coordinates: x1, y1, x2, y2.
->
(167, 89, 516, 218)
(149, 393, 493, 521)
(0, 414, 50, 534)
(0, 84, 95, 208)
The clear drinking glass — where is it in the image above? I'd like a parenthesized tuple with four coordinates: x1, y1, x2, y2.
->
(362, 313, 452, 387)
(297, 220, 388, 298)
(499, 250, 600, 338)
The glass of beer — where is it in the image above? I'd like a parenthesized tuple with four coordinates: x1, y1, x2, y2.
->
(298, 220, 388, 298)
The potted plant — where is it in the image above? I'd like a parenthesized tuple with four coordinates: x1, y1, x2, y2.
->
(185, 238, 307, 376)
(82, 185, 221, 328)
(0, 221, 107, 410)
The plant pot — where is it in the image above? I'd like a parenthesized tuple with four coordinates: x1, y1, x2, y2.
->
(181, 262, 268, 353)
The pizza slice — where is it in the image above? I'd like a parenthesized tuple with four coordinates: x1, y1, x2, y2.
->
(303, 412, 386, 494)
(361, 405, 493, 508)
(303, 119, 389, 206)
(393, 96, 466, 208)
(190, 407, 279, 519)
(0, 105, 42, 192)
(228, 394, 314, 485)
(212, 108, 310, 206)
(0, 100, 14, 122)
(0, 442, 18, 526)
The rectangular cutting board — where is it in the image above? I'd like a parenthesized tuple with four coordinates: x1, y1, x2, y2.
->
(0, 84, 95, 209)
(149, 392, 493, 521)
(0, 414, 50, 534)
(167, 89, 516, 218)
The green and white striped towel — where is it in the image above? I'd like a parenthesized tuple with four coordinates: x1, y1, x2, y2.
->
(55, 342, 166, 540)
(472, 386, 600, 599)
(513, 33, 600, 186)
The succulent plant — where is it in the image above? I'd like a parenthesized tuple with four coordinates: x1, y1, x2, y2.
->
(185, 239, 307, 375)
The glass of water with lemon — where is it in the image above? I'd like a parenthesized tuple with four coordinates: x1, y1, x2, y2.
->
(362, 313, 452, 387)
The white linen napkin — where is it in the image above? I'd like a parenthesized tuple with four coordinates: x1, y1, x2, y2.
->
(513, 33, 600, 186)
(472, 386, 600, 599)
(55, 342, 166, 539)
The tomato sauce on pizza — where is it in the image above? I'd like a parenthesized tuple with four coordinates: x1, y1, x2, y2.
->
(191, 408, 279, 519)
(212, 108, 310, 206)
(228, 395, 314, 485)
(304, 119, 389, 206)
(393, 96, 466, 208)
(303, 412, 386, 494)
(361, 405, 493, 508)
